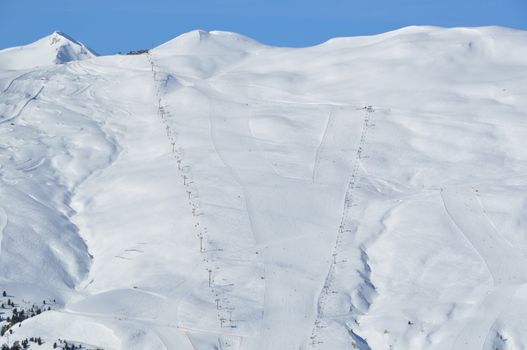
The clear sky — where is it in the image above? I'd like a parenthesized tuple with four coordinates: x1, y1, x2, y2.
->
(1, 0, 526, 54)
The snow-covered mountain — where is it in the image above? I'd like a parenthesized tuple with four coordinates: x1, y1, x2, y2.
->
(0, 27, 527, 350)
(0, 31, 96, 70)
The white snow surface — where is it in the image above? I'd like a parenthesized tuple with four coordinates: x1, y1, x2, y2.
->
(1, 26, 527, 350)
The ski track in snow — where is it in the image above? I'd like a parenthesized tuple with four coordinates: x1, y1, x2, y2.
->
(308, 106, 375, 350)
(0, 85, 44, 125)
(204, 89, 275, 348)
(0, 206, 7, 257)
(1, 70, 36, 95)
(440, 186, 527, 350)
(311, 108, 334, 184)
(148, 52, 252, 347)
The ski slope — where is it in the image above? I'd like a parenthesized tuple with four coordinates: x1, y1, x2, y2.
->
(1, 27, 527, 350)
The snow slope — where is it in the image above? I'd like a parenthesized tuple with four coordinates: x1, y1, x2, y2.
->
(1, 26, 527, 350)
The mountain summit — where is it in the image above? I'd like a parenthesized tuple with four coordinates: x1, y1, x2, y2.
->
(0, 31, 96, 70)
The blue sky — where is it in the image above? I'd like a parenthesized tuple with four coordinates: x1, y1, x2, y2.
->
(1, 0, 526, 54)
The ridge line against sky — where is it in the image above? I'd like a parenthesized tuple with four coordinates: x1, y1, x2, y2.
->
(1, 0, 526, 54)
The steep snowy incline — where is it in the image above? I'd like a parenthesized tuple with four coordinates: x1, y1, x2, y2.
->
(0, 26, 527, 350)
(440, 186, 527, 350)
(0, 62, 115, 298)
